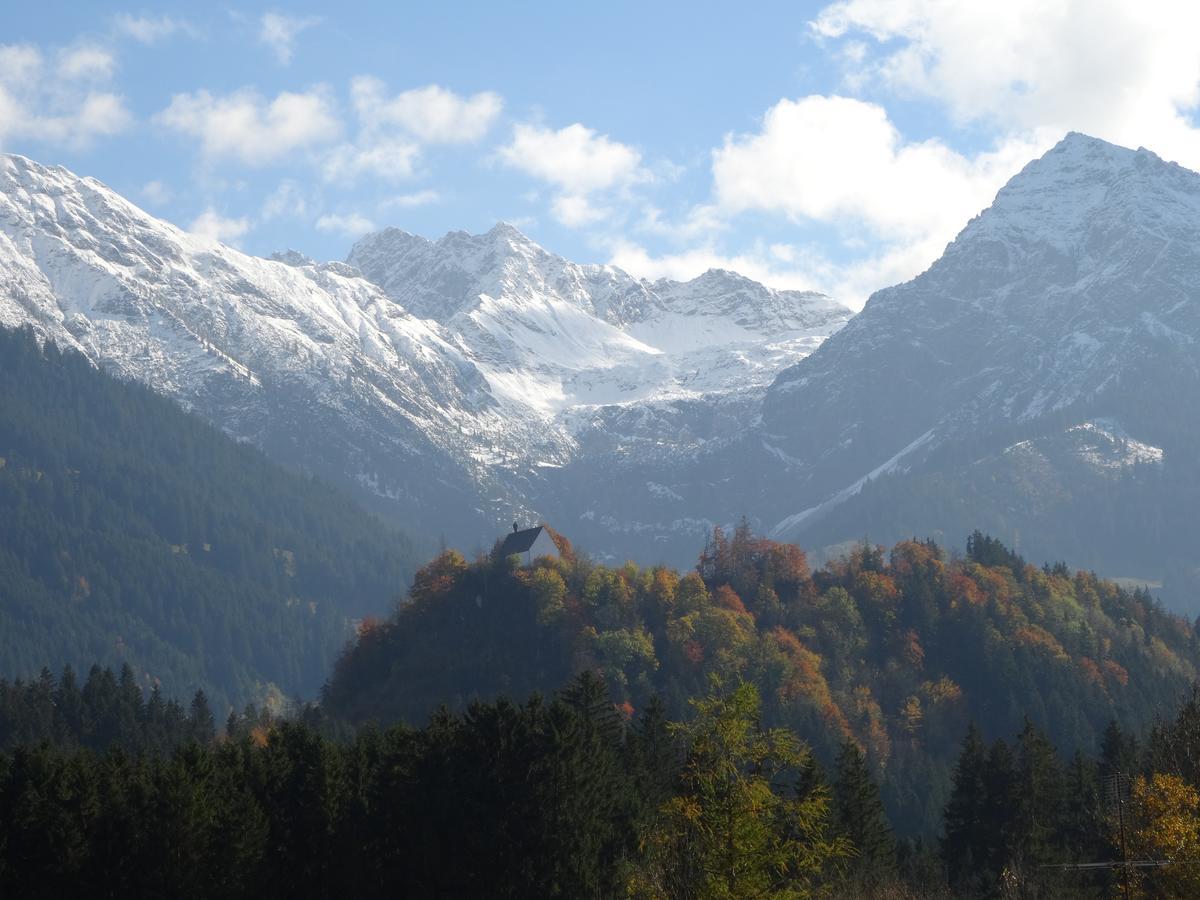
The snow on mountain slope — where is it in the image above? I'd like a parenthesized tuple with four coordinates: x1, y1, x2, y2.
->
(0, 153, 521, 534)
(349, 226, 850, 417)
(761, 132, 1200, 551)
(0, 152, 847, 547)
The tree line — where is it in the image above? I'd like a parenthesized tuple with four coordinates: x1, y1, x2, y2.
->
(3, 664, 1200, 897)
(324, 525, 1200, 835)
(0, 671, 899, 899)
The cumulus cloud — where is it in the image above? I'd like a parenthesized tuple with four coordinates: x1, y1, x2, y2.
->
(551, 194, 608, 227)
(140, 180, 172, 205)
(318, 78, 499, 190)
(0, 43, 131, 149)
(188, 207, 251, 244)
(260, 180, 309, 220)
(812, 0, 1200, 169)
(687, 0, 1200, 304)
(607, 238, 826, 291)
(58, 46, 117, 80)
(498, 122, 645, 226)
(500, 122, 643, 194)
(157, 88, 340, 166)
(712, 95, 1043, 243)
(351, 77, 502, 143)
(322, 137, 419, 183)
(259, 12, 321, 65)
(380, 189, 440, 209)
(316, 212, 376, 236)
(619, 94, 1046, 308)
(607, 234, 934, 309)
(113, 14, 194, 44)
(622, 3, 1200, 309)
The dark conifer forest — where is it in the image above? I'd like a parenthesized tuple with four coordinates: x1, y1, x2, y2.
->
(2, 662, 1200, 897)
(2, 330, 1200, 896)
(0, 327, 421, 711)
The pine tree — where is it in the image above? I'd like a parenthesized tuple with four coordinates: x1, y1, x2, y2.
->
(1061, 752, 1102, 862)
(540, 671, 635, 898)
(1099, 719, 1139, 784)
(627, 694, 679, 823)
(1012, 718, 1065, 865)
(982, 738, 1017, 879)
(187, 690, 215, 745)
(942, 724, 989, 892)
(832, 739, 896, 890)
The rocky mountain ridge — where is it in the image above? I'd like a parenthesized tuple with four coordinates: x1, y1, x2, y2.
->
(0, 152, 848, 549)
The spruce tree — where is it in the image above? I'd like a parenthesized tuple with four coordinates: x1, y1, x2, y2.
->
(1099, 719, 1139, 784)
(982, 738, 1017, 880)
(187, 690, 215, 745)
(832, 739, 896, 890)
(942, 724, 989, 892)
(1012, 718, 1064, 866)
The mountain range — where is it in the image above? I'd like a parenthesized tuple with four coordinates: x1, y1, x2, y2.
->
(3, 133, 1200, 609)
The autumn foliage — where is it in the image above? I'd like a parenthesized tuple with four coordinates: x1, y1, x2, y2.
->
(324, 527, 1200, 834)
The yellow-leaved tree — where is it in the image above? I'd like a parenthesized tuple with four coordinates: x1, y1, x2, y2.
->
(627, 680, 848, 899)
(1126, 773, 1200, 898)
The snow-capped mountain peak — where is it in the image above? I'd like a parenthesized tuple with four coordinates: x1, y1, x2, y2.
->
(761, 131, 1200, 547)
(0, 152, 848, 549)
(347, 221, 849, 413)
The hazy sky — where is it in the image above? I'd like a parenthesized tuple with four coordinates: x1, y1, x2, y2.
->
(5, 1, 1200, 307)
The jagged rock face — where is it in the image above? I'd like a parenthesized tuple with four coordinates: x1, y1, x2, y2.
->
(347, 222, 850, 559)
(349, 225, 848, 412)
(0, 153, 849, 552)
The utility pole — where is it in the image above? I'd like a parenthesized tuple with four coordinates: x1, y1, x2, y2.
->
(1049, 772, 1171, 893)
(1107, 772, 1132, 900)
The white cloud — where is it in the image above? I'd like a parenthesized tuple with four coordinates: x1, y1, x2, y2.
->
(551, 194, 608, 227)
(259, 12, 321, 65)
(351, 77, 502, 143)
(607, 234, 933, 310)
(73, 93, 133, 140)
(316, 212, 376, 236)
(702, 93, 1050, 306)
(141, 180, 172, 204)
(607, 238, 821, 291)
(0, 43, 131, 149)
(113, 14, 194, 44)
(312, 79, 500, 193)
(58, 46, 117, 80)
(157, 88, 340, 166)
(0, 45, 41, 87)
(188, 207, 251, 244)
(380, 189, 440, 209)
(261, 180, 308, 219)
(812, 0, 1200, 170)
(500, 122, 643, 194)
(713, 95, 1043, 241)
(638, 203, 726, 243)
(623, 2, 1200, 310)
(498, 122, 645, 226)
(322, 137, 419, 183)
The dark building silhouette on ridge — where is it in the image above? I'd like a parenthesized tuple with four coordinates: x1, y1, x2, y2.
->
(499, 523, 559, 566)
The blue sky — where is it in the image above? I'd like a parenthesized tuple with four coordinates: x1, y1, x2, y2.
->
(5, 1, 1200, 307)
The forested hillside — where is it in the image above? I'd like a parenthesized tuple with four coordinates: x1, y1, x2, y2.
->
(0, 327, 421, 712)
(324, 526, 1200, 834)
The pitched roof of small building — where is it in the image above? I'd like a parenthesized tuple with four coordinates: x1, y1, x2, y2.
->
(499, 525, 547, 556)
